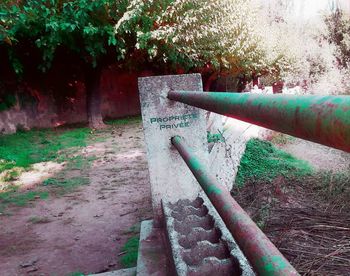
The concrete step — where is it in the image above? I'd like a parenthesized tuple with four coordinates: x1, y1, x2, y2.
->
(162, 197, 255, 276)
(136, 220, 172, 275)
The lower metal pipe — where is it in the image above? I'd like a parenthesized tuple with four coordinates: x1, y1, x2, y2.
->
(171, 135, 299, 276)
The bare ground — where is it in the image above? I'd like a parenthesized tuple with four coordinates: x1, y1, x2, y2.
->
(0, 122, 152, 276)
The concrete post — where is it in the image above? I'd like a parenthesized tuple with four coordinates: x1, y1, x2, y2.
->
(138, 74, 208, 225)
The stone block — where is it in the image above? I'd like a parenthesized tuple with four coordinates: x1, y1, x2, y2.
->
(138, 74, 208, 223)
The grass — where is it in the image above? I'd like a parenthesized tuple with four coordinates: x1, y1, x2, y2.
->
(0, 115, 141, 213)
(0, 116, 141, 174)
(0, 187, 48, 213)
(64, 155, 96, 170)
(235, 138, 312, 187)
(120, 236, 139, 268)
(106, 115, 141, 126)
(43, 176, 89, 193)
(120, 222, 141, 268)
(0, 128, 90, 173)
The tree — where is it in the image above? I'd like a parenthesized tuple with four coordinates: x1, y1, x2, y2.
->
(324, 9, 350, 69)
(1, 0, 295, 130)
(1, 0, 132, 128)
(135, 0, 275, 86)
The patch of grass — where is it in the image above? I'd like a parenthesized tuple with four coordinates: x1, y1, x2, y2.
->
(236, 138, 312, 187)
(27, 216, 51, 224)
(63, 155, 96, 170)
(0, 187, 49, 213)
(43, 176, 89, 194)
(106, 116, 141, 126)
(120, 222, 141, 268)
(0, 127, 90, 173)
(120, 236, 139, 268)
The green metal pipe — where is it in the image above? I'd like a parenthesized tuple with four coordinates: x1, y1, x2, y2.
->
(168, 91, 350, 153)
(171, 135, 299, 276)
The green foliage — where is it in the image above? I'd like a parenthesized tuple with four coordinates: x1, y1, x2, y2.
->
(120, 236, 139, 268)
(0, 0, 125, 70)
(0, 187, 48, 213)
(0, 127, 90, 173)
(0, 94, 16, 112)
(235, 138, 312, 187)
(0, 0, 285, 79)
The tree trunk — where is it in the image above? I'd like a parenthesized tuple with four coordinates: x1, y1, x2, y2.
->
(85, 65, 106, 129)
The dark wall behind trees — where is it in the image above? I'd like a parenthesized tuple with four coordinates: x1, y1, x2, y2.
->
(0, 54, 154, 134)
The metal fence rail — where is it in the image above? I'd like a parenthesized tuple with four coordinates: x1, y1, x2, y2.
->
(168, 91, 350, 153)
(171, 135, 299, 276)
(169, 91, 350, 275)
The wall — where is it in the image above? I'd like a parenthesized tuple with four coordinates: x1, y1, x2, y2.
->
(0, 68, 152, 134)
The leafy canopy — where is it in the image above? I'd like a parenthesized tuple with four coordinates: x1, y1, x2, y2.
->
(1, 0, 130, 71)
(1, 0, 294, 79)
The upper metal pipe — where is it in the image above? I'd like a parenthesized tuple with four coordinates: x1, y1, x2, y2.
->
(168, 91, 350, 153)
(171, 135, 299, 276)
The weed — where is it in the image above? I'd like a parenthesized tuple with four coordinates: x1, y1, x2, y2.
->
(28, 216, 51, 224)
(120, 236, 139, 268)
(235, 138, 312, 187)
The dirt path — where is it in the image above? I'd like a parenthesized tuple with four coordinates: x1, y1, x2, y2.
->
(278, 138, 350, 172)
(0, 122, 152, 276)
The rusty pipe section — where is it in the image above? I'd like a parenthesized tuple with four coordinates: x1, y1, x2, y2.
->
(171, 135, 299, 276)
(168, 91, 350, 153)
